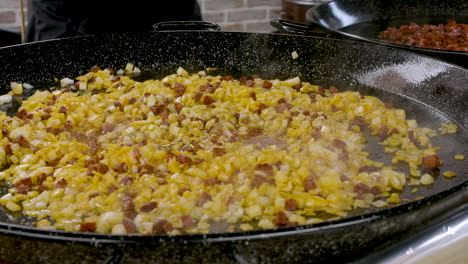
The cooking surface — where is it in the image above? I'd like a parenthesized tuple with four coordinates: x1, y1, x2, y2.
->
(0, 31, 466, 262)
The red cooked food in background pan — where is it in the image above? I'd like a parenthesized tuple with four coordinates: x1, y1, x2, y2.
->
(380, 20, 468, 52)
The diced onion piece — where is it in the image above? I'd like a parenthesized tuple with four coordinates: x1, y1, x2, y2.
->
(292, 51, 299, 59)
(372, 200, 388, 207)
(239, 223, 254, 231)
(60, 78, 74, 88)
(10, 82, 23, 95)
(116, 69, 125, 76)
(111, 224, 127, 234)
(285, 76, 301, 86)
(133, 66, 141, 74)
(79, 82, 87, 91)
(5, 201, 21, 211)
(177, 67, 188, 76)
(22, 83, 34, 89)
(420, 173, 434, 185)
(387, 193, 401, 203)
(0, 94, 13, 105)
(125, 63, 135, 74)
(439, 123, 458, 134)
(443, 171, 456, 178)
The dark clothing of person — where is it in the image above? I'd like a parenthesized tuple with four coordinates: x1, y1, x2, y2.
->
(25, 0, 202, 42)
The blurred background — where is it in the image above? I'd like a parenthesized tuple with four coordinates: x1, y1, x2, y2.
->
(0, 0, 330, 34)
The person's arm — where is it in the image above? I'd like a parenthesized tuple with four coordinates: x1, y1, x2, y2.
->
(25, 0, 85, 42)
(26, 0, 202, 42)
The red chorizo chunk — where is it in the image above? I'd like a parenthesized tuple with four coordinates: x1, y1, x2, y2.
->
(251, 174, 275, 187)
(178, 187, 191, 196)
(107, 184, 118, 194)
(150, 103, 166, 115)
(173, 83, 186, 97)
(292, 83, 302, 90)
(140, 202, 158, 213)
(249, 91, 257, 100)
(122, 197, 137, 220)
(176, 155, 192, 165)
(379, 125, 389, 139)
(329, 86, 339, 93)
(181, 215, 194, 229)
(248, 127, 263, 136)
(196, 192, 212, 207)
(101, 123, 115, 134)
(174, 102, 184, 113)
(153, 219, 174, 234)
(205, 83, 216, 93)
(16, 135, 31, 148)
(55, 178, 68, 188)
(239, 76, 247, 85)
(113, 162, 128, 173)
(246, 80, 254, 87)
(88, 192, 99, 199)
(353, 116, 366, 128)
(276, 211, 289, 226)
(213, 147, 226, 157)
(255, 163, 274, 176)
(422, 155, 441, 168)
(37, 173, 48, 185)
(263, 81, 273, 89)
(203, 95, 215, 105)
(15, 177, 32, 194)
(304, 176, 317, 192)
(113, 101, 123, 110)
(317, 86, 325, 95)
(333, 139, 346, 150)
(285, 199, 297, 211)
(4, 144, 12, 155)
(37, 185, 48, 193)
(258, 103, 268, 113)
(17, 109, 28, 119)
(192, 91, 203, 102)
(123, 219, 136, 233)
(95, 163, 109, 174)
(202, 178, 223, 186)
(80, 222, 97, 232)
(354, 183, 381, 196)
(121, 176, 133, 186)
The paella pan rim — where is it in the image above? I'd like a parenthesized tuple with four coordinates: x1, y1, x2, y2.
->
(0, 31, 466, 244)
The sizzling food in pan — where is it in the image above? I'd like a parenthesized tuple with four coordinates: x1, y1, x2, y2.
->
(0, 65, 458, 235)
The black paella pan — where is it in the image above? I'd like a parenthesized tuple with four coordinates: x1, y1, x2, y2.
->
(0, 28, 467, 263)
(271, 0, 468, 69)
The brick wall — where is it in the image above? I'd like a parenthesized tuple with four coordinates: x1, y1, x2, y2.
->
(199, 0, 282, 32)
(0, 0, 26, 31)
(0, 0, 328, 33)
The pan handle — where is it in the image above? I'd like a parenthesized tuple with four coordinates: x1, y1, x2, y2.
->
(153, 21, 221, 32)
(270, 19, 312, 35)
(270, 18, 337, 36)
